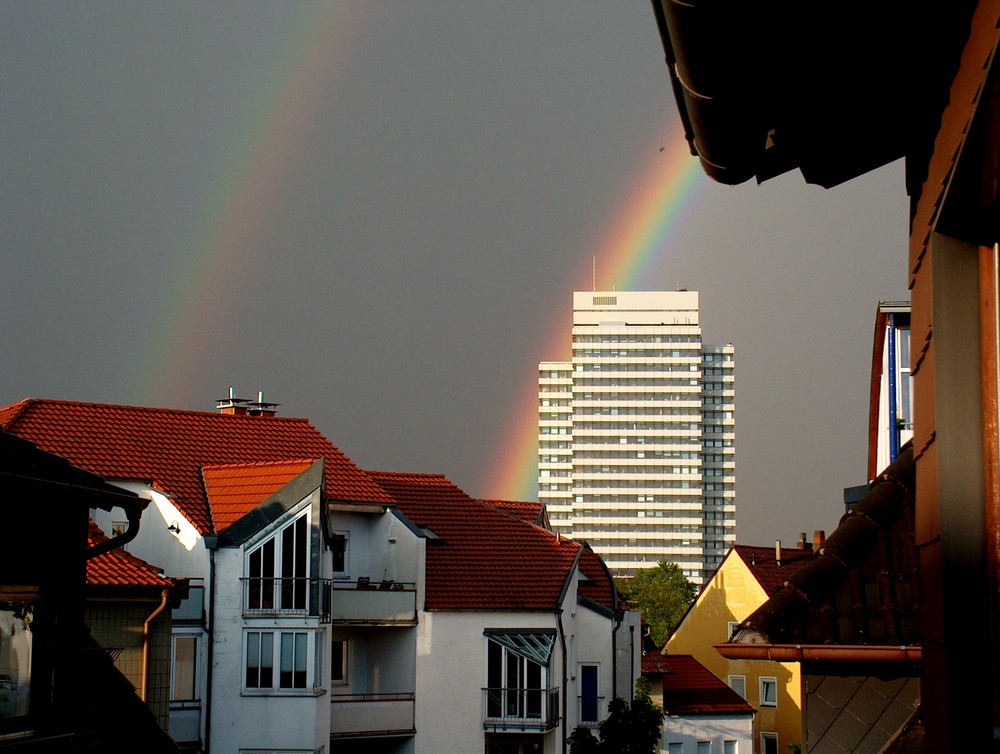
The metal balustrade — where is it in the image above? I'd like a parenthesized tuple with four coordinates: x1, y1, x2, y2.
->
(482, 686, 560, 732)
(240, 577, 331, 620)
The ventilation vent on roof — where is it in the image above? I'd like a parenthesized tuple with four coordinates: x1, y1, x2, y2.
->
(216, 387, 279, 417)
(593, 296, 617, 306)
(216, 386, 250, 415)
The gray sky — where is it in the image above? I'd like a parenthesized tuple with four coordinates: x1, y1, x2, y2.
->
(2, 1, 909, 547)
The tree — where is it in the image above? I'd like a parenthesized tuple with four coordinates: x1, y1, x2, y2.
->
(569, 678, 665, 754)
(616, 560, 696, 646)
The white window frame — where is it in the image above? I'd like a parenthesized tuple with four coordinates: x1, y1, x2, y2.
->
(579, 663, 600, 724)
(245, 510, 311, 612)
(170, 633, 200, 702)
(243, 629, 319, 694)
(728, 674, 746, 699)
(759, 676, 778, 707)
(761, 732, 778, 754)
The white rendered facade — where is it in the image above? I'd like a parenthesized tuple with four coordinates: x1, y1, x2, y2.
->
(539, 291, 735, 582)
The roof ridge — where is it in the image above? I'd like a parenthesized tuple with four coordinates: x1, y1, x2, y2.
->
(202, 457, 318, 470)
(1, 397, 315, 423)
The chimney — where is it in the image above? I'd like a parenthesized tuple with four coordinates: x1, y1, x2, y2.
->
(775, 539, 782, 567)
(247, 389, 279, 417)
(216, 386, 250, 415)
(797, 532, 812, 551)
(814, 529, 826, 550)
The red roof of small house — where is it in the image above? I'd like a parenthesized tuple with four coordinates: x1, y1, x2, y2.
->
(646, 654, 755, 716)
(203, 458, 316, 532)
(731, 544, 814, 595)
(0, 399, 392, 535)
(86, 520, 175, 588)
(370, 471, 616, 613)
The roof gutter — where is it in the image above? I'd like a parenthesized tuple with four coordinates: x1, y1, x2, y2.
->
(86, 495, 146, 560)
(714, 643, 922, 663)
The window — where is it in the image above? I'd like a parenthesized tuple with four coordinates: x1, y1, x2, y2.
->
(247, 513, 309, 612)
(580, 664, 599, 723)
(331, 639, 347, 684)
(759, 676, 777, 707)
(724, 741, 737, 754)
(728, 675, 746, 699)
(667, 744, 683, 754)
(171, 635, 198, 701)
(485, 632, 554, 721)
(761, 733, 778, 754)
(245, 630, 313, 692)
(0, 601, 33, 720)
(330, 531, 348, 575)
(697, 742, 710, 754)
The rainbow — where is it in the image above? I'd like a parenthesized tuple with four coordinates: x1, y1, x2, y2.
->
(131, 4, 369, 407)
(484, 131, 706, 501)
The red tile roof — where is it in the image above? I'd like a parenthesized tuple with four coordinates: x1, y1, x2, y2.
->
(203, 459, 316, 532)
(86, 520, 174, 588)
(481, 499, 546, 526)
(731, 544, 814, 595)
(1, 399, 392, 535)
(647, 654, 755, 716)
(370, 471, 616, 613)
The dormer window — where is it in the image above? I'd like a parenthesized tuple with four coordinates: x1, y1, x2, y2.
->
(246, 512, 309, 612)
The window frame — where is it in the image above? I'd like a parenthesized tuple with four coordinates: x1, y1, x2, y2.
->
(330, 530, 349, 576)
(761, 732, 779, 754)
(727, 674, 746, 699)
(759, 676, 778, 707)
(243, 629, 319, 694)
(579, 663, 600, 724)
(245, 511, 311, 613)
(170, 633, 200, 702)
(331, 638, 348, 685)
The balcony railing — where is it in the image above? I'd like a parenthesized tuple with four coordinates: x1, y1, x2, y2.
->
(483, 687, 560, 732)
(330, 693, 416, 737)
(331, 579, 417, 625)
(240, 577, 331, 620)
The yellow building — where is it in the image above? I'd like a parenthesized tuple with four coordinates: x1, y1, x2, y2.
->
(665, 542, 815, 754)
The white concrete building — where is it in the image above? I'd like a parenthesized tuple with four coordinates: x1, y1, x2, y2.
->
(2, 397, 637, 754)
(539, 291, 736, 582)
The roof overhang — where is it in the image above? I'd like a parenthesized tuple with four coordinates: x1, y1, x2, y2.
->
(650, 0, 980, 189)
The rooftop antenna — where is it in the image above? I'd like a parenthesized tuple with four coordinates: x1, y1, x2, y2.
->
(593, 255, 596, 292)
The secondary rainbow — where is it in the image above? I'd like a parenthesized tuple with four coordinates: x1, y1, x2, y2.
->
(484, 132, 706, 501)
(132, 4, 368, 407)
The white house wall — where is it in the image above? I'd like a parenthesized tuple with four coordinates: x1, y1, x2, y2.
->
(416, 610, 563, 754)
(572, 598, 640, 726)
(661, 713, 754, 754)
(94, 481, 210, 578)
(209, 487, 331, 753)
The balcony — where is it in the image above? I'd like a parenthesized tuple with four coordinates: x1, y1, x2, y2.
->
(330, 693, 415, 738)
(240, 578, 331, 621)
(483, 687, 560, 732)
(331, 579, 417, 625)
(168, 700, 202, 747)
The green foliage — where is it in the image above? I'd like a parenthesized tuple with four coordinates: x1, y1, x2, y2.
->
(569, 678, 665, 754)
(616, 561, 696, 645)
